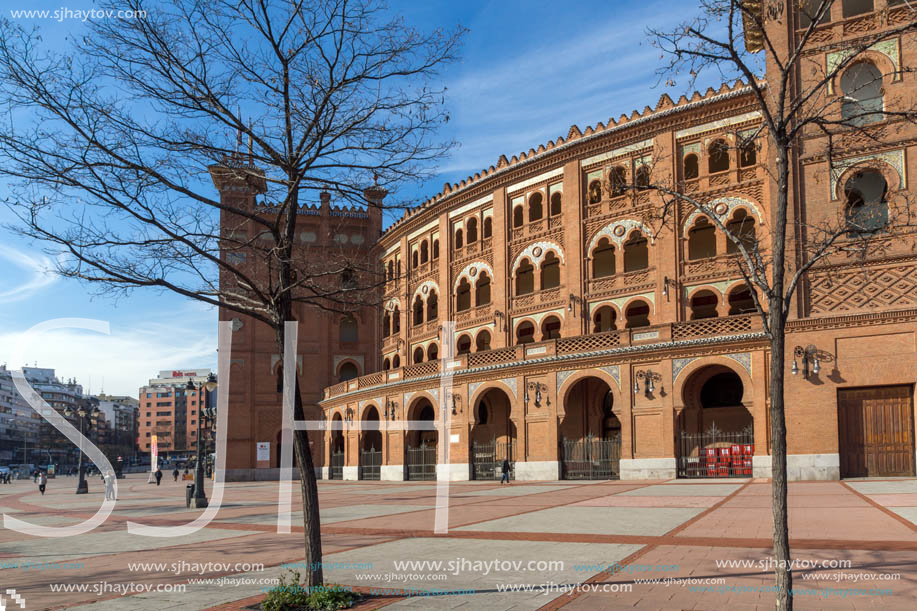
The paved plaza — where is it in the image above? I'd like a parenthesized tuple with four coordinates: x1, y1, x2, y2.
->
(1, 475, 916, 610)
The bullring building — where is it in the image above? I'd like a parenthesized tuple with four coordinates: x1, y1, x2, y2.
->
(219, 0, 917, 482)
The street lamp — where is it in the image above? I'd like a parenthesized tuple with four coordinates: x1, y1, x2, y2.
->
(634, 370, 662, 397)
(186, 373, 217, 508)
(63, 404, 101, 494)
(792, 345, 828, 379)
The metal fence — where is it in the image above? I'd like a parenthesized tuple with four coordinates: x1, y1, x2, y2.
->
(359, 448, 382, 481)
(406, 444, 437, 481)
(330, 451, 344, 480)
(676, 424, 754, 478)
(560, 435, 621, 480)
(471, 439, 514, 480)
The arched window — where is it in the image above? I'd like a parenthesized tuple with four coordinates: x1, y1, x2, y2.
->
(516, 258, 534, 295)
(516, 321, 535, 344)
(341, 267, 357, 289)
(455, 228, 464, 249)
(728, 286, 756, 315)
(412, 250, 419, 269)
(382, 311, 391, 338)
(550, 192, 562, 216)
(483, 217, 492, 239)
(427, 290, 438, 320)
(456, 278, 472, 311)
(708, 139, 730, 173)
(623, 232, 649, 272)
(843, 0, 873, 19)
(383, 358, 391, 371)
(420, 240, 429, 263)
(588, 180, 602, 204)
(529, 192, 543, 222)
(412, 295, 424, 326)
(457, 334, 472, 355)
(476, 330, 491, 352)
(338, 362, 358, 382)
(432, 239, 440, 259)
(592, 237, 616, 278)
(513, 206, 524, 228)
(340, 315, 358, 343)
(739, 138, 757, 168)
(726, 209, 757, 254)
(427, 343, 438, 361)
(625, 301, 651, 328)
(540, 252, 561, 290)
(475, 272, 491, 306)
(845, 170, 889, 235)
(592, 306, 617, 333)
(690, 290, 719, 320)
(392, 354, 400, 368)
(841, 62, 883, 126)
(634, 165, 650, 190)
(413, 347, 424, 364)
(387, 260, 394, 281)
(688, 217, 717, 260)
(541, 316, 561, 340)
(467, 218, 478, 243)
(609, 166, 627, 196)
(392, 306, 400, 334)
(684, 153, 699, 180)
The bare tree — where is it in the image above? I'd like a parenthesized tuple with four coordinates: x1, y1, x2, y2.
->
(0, 0, 463, 587)
(637, 1, 917, 608)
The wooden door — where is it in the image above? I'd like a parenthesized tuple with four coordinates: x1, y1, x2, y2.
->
(838, 386, 915, 478)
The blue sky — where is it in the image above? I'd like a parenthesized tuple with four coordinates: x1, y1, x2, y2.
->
(0, 0, 727, 396)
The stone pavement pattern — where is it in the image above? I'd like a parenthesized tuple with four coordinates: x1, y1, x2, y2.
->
(0, 475, 915, 610)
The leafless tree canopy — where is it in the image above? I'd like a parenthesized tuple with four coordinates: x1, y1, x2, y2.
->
(0, 0, 464, 323)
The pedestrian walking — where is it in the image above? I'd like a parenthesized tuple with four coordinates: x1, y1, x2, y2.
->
(154, 468, 162, 486)
(104, 471, 116, 501)
(38, 471, 47, 495)
(501, 458, 511, 485)
(172, 467, 179, 482)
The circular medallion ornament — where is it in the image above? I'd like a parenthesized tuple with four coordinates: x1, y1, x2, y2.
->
(613, 225, 626, 237)
(470, 266, 478, 277)
(422, 285, 429, 294)
(533, 246, 543, 257)
(714, 202, 728, 216)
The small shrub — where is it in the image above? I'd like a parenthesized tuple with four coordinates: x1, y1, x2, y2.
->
(262, 570, 359, 611)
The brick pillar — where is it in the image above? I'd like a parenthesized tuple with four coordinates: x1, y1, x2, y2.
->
(491, 187, 509, 348)
(562, 160, 584, 336)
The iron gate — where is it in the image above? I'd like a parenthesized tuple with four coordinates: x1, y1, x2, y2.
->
(560, 435, 621, 480)
(406, 444, 437, 481)
(677, 424, 754, 478)
(471, 439, 514, 480)
(330, 450, 344, 480)
(359, 448, 382, 480)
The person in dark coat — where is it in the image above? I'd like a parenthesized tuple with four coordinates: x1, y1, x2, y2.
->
(500, 458, 511, 485)
(173, 467, 180, 482)
(154, 468, 163, 486)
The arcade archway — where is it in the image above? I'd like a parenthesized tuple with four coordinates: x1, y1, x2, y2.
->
(359, 406, 382, 480)
(405, 398, 437, 480)
(676, 365, 753, 478)
(559, 376, 621, 479)
(470, 387, 516, 480)
(330, 412, 345, 480)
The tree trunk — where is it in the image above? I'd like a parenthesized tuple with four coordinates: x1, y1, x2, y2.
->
(768, 309, 792, 608)
(292, 373, 324, 587)
(770, 143, 793, 609)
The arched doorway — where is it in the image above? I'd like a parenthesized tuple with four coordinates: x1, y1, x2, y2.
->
(676, 365, 753, 478)
(559, 376, 621, 479)
(405, 399, 437, 480)
(330, 413, 345, 480)
(470, 388, 516, 480)
(359, 406, 382, 480)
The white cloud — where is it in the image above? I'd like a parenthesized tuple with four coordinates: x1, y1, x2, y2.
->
(0, 243, 59, 303)
(0, 307, 218, 397)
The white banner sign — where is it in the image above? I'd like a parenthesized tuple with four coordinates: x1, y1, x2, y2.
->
(256, 442, 270, 462)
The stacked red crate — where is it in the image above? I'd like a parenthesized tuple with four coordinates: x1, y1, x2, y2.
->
(743, 444, 754, 475)
(717, 447, 730, 477)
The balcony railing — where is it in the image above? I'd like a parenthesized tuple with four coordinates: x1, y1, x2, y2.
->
(324, 314, 762, 399)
